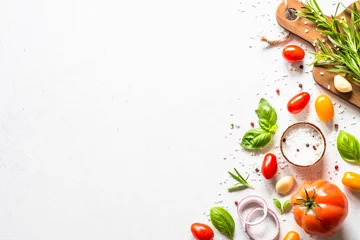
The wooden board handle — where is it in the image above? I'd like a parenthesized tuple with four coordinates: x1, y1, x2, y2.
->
(276, 0, 321, 45)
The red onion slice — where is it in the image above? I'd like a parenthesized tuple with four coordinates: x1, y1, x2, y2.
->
(237, 195, 268, 225)
(245, 207, 280, 240)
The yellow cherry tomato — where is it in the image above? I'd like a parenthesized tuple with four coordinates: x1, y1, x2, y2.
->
(342, 171, 360, 192)
(315, 95, 334, 122)
(283, 230, 300, 240)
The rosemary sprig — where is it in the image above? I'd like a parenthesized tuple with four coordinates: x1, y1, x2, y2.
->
(296, 0, 360, 83)
(227, 168, 254, 192)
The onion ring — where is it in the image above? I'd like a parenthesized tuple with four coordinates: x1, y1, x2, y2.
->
(245, 207, 280, 240)
(237, 195, 268, 225)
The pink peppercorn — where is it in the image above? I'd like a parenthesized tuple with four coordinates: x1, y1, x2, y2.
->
(250, 122, 254, 127)
(335, 165, 339, 170)
(234, 201, 238, 206)
(276, 89, 280, 94)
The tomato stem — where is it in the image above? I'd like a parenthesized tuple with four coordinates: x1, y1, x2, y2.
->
(295, 188, 321, 219)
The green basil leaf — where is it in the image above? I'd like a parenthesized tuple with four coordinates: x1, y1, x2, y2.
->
(210, 207, 235, 239)
(283, 200, 291, 212)
(240, 128, 271, 150)
(273, 198, 282, 211)
(256, 98, 277, 132)
(337, 130, 360, 164)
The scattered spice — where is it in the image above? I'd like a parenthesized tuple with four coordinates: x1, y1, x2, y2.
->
(250, 122, 255, 127)
(230, 123, 234, 129)
(313, 145, 317, 150)
(299, 83, 303, 88)
(234, 201, 239, 206)
(306, 143, 310, 148)
(334, 124, 339, 131)
(296, 149, 300, 152)
(255, 168, 259, 173)
(283, 138, 286, 142)
(335, 165, 339, 170)
(276, 89, 280, 94)
(299, 65, 304, 69)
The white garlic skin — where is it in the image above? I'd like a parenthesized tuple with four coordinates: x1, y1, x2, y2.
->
(334, 75, 352, 93)
(275, 176, 295, 195)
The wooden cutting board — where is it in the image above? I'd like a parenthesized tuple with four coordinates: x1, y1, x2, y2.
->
(276, 0, 360, 108)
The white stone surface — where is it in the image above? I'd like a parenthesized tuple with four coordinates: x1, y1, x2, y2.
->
(0, 0, 359, 239)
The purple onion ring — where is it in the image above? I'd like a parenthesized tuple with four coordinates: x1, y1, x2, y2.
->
(245, 207, 280, 240)
(237, 195, 268, 225)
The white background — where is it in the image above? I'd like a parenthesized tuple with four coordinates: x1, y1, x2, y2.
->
(1, 0, 360, 239)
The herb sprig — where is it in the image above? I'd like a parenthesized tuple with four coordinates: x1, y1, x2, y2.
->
(296, 0, 360, 82)
(240, 98, 278, 150)
(227, 168, 254, 192)
(273, 198, 291, 215)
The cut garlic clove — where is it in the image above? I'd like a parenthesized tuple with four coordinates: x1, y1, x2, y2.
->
(334, 75, 352, 93)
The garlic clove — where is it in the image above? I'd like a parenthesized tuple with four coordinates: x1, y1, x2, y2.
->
(275, 176, 295, 195)
(334, 75, 352, 93)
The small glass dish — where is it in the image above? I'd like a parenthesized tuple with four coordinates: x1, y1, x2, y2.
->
(280, 122, 326, 167)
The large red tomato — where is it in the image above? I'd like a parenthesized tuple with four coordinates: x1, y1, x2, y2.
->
(290, 180, 348, 236)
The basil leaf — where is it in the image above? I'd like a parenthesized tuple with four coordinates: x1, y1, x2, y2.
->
(256, 98, 277, 132)
(210, 207, 235, 240)
(240, 128, 271, 150)
(337, 130, 360, 164)
(283, 200, 291, 212)
(273, 198, 282, 211)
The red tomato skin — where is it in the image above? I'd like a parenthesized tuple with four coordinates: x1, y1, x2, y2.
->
(282, 45, 305, 62)
(191, 223, 214, 240)
(261, 153, 278, 179)
(287, 92, 310, 114)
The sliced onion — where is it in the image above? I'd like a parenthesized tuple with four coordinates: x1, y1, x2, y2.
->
(237, 195, 268, 225)
(245, 207, 280, 240)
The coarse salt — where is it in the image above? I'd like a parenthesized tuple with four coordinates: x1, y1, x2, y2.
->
(281, 124, 325, 166)
(305, 29, 309, 33)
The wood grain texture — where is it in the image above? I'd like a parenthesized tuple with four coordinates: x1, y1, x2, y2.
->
(276, 0, 360, 108)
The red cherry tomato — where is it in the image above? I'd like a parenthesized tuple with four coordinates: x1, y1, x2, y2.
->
(261, 153, 278, 179)
(282, 45, 305, 62)
(191, 223, 214, 240)
(287, 92, 310, 114)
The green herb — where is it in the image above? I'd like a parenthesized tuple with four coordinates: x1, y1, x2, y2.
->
(337, 130, 360, 164)
(227, 168, 254, 192)
(240, 98, 277, 150)
(256, 98, 278, 133)
(210, 207, 235, 240)
(296, 0, 360, 82)
(240, 128, 271, 150)
(273, 198, 291, 215)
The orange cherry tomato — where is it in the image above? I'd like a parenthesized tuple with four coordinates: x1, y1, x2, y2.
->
(315, 95, 334, 121)
(191, 223, 214, 240)
(283, 230, 300, 240)
(282, 45, 305, 62)
(342, 171, 360, 192)
(291, 180, 348, 236)
(287, 92, 310, 114)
